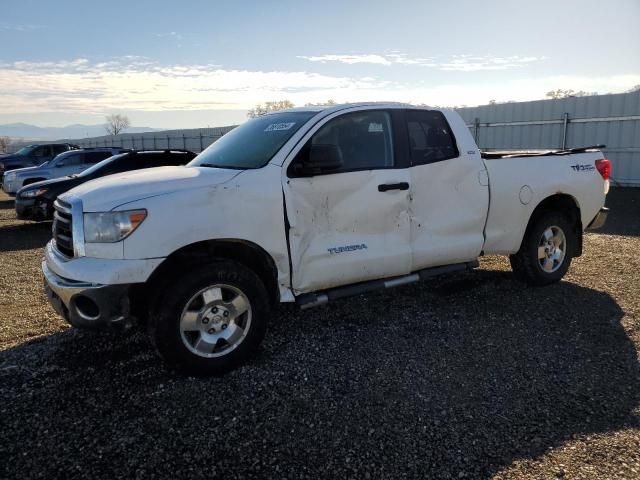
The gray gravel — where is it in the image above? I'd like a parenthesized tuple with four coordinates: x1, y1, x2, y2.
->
(1, 189, 639, 479)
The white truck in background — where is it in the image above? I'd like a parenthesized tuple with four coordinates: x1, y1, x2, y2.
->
(42, 103, 610, 375)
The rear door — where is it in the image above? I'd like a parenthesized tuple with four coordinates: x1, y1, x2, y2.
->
(404, 109, 489, 268)
(284, 108, 412, 293)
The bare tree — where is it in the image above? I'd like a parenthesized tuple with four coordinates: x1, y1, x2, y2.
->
(627, 84, 640, 93)
(304, 99, 338, 107)
(0, 136, 11, 153)
(545, 89, 596, 99)
(247, 100, 295, 118)
(104, 114, 131, 135)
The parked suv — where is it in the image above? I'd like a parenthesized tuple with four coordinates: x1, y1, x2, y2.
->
(0, 143, 78, 184)
(2, 148, 124, 195)
(16, 150, 196, 220)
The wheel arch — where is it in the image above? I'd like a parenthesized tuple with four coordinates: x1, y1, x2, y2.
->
(22, 177, 47, 186)
(524, 193, 583, 256)
(144, 239, 281, 307)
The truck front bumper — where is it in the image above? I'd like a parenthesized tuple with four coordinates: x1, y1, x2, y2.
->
(2, 179, 18, 195)
(43, 260, 132, 329)
(586, 207, 609, 231)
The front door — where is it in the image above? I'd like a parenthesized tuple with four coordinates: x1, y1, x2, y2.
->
(284, 109, 412, 294)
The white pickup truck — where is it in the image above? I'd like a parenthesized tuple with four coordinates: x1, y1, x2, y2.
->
(43, 103, 610, 374)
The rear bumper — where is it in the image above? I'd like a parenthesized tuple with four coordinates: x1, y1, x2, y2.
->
(43, 260, 132, 329)
(586, 207, 609, 231)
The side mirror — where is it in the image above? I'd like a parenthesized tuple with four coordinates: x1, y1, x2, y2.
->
(293, 144, 343, 176)
(56, 160, 65, 167)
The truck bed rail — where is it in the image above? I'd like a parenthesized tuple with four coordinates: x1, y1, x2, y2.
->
(481, 144, 605, 159)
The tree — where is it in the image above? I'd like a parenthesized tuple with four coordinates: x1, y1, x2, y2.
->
(545, 89, 596, 99)
(627, 85, 640, 93)
(104, 114, 131, 135)
(247, 100, 295, 118)
(0, 136, 11, 153)
(304, 99, 338, 107)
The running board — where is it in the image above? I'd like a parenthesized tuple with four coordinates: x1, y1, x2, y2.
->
(296, 260, 479, 310)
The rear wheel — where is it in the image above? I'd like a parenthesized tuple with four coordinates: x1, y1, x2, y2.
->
(510, 212, 574, 286)
(148, 260, 269, 375)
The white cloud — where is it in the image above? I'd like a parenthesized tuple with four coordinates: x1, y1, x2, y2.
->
(299, 53, 544, 71)
(0, 57, 638, 116)
(0, 24, 45, 32)
(298, 54, 393, 65)
(156, 31, 183, 41)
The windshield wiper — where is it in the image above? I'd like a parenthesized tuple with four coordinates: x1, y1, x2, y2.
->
(197, 163, 246, 170)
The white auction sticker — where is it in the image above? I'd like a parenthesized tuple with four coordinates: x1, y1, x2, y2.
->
(264, 122, 296, 132)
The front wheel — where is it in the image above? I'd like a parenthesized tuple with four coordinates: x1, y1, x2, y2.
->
(510, 212, 575, 286)
(148, 260, 270, 375)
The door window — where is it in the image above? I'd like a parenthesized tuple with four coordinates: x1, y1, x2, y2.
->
(406, 110, 458, 165)
(53, 145, 68, 155)
(59, 153, 84, 166)
(32, 146, 50, 158)
(291, 110, 394, 176)
(85, 151, 113, 164)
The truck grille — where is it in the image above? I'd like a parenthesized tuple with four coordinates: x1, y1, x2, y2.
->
(53, 199, 74, 257)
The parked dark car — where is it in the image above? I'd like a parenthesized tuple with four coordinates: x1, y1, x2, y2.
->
(15, 149, 196, 221)
(0, 143, 79, 182)
(2, 147, 125, 195)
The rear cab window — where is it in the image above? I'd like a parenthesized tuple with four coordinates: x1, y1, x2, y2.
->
(405, 109, 459, 165)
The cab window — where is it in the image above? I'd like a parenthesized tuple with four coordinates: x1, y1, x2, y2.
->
(405, 110, 458, 165)
(290, 110, 394, 176)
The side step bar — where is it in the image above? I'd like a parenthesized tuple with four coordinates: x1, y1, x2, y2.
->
(296, 260, 479, 310)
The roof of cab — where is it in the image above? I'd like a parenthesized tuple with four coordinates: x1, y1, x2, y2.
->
(270, 101, 414, 115)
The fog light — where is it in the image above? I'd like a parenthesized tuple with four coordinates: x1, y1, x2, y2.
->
(74, 295, 100, 320)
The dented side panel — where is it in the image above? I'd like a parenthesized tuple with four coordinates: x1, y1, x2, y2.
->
(284, 169, 412, 293)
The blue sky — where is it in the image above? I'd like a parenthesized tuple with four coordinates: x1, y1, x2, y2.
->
(1, 0, 639, 128)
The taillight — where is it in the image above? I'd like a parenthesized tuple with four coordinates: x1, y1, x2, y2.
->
(595, 159, 611, 180)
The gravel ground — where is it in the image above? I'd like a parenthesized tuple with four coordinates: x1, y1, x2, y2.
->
(1, 188, 639, 479)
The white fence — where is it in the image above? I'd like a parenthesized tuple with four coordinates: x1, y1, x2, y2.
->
(58, 126, 237, 153)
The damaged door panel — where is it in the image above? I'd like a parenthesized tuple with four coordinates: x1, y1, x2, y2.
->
(285, 169, 412, 293)
(283, 109, 412, 293)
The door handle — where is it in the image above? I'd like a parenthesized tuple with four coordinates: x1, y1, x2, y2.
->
(378, 182, 410, 192)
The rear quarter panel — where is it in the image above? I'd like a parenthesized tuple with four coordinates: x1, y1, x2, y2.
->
(483, 152, 606, 254)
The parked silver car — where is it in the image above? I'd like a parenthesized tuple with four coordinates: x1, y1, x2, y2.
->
(1, 148, 125, 195)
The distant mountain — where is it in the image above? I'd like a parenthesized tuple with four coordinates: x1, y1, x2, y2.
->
(0, 123, 162, 140)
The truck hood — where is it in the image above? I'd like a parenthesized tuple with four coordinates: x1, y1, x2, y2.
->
(0, 155, 25, 166)
(3, 165, 39, 176)
(63, 166, 242, 212)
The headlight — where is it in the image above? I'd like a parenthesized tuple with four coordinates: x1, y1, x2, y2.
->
(20, 187, 48, 198)
(5, 172, 16, 181)
(84, 209, 147, 243)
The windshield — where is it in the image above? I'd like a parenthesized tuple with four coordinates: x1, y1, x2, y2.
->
(188, 111, 316, 169)
(78, 153, 126, 177)
(15, 146, 36, 156)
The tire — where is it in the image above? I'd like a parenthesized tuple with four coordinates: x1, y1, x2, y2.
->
(148, 259, 270, 375)
(509, 211, 575, 286)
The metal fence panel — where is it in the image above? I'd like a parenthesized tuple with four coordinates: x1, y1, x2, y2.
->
(457, 92, 640, 186)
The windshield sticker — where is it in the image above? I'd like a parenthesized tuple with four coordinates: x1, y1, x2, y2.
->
(264, 122, 296, 132)
(368, 122, 383, 132)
